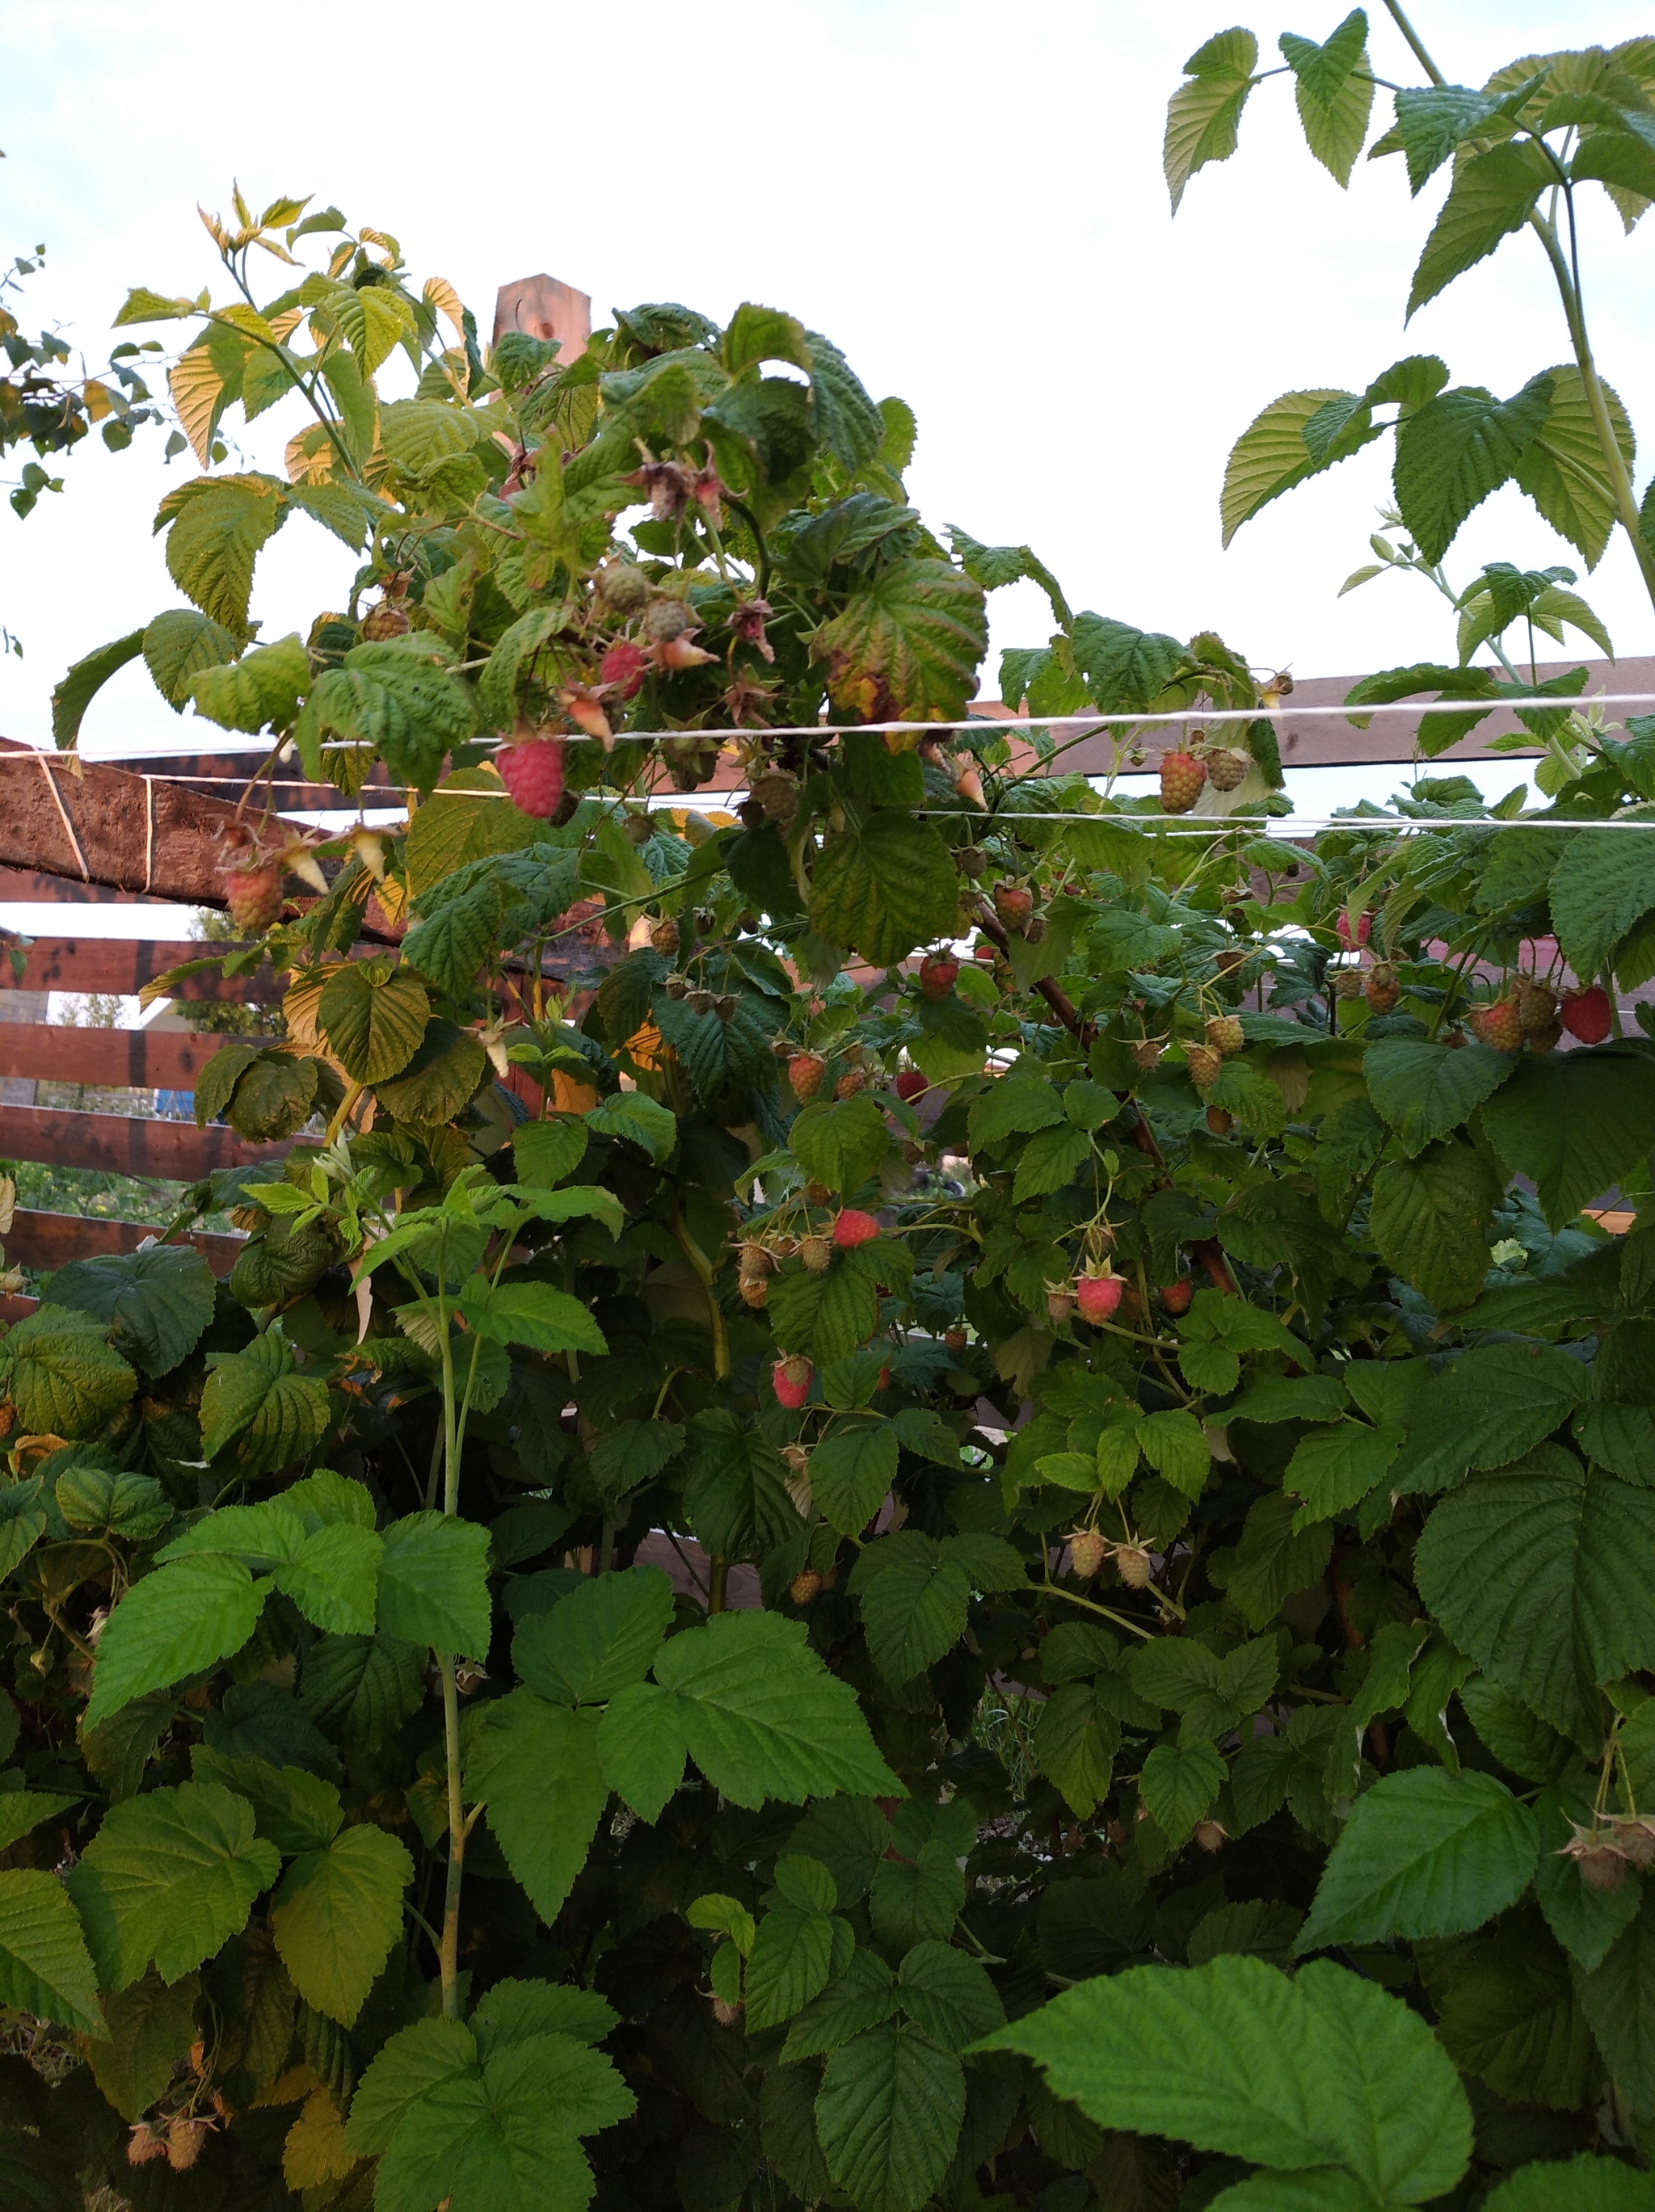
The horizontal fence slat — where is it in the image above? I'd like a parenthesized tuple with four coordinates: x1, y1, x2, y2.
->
(5, 1209, 245, 1272)
(0, 1024, 221, 1090)
(0, 1104, 282, 1179)
(0, 939, 283, 1003)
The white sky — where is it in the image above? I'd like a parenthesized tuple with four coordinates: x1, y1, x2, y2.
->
(3, 0, 1654, 779)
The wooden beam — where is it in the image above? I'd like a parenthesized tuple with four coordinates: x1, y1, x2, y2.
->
(0, 1105, 283, 1178)
(494, 275, 591, 361)
(0, 938, 282, 1003)
(0, 1025, 223, 1089)
(5, 1209, 245, 1272)
(0, 868, 181, 907)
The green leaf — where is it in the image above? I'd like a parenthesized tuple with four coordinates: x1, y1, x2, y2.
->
(967, 1074, 1064, 1148)
(1550, 832, 1655, 979)
(1484, 2157, 1655, 2210)
(275, 1521, 383, 1636)
(1389, 1343, 1590, 1495)
(1131, 1636, 1278, 1742)
(1425, 1911, 1598, 2112)
(377, 1512, 491, 1657)
(1459, 1678, 1574, 1787)
(1389, 86, 1501, 196)
(403, 769, 541, 898)
(811, 558, 987, 725)
(598, 1609, 899, 1821)
(512, 1565, 674, 1704)
(1281, 12, 1374, 186)
(375, 1017, 488, 1125)
(344, 2016, 479, 2154)
(86, 1555, 267, 1729)
(457, 1279, 609, 1357)
(1212, 1491, 1334, 1631)
(0, 1869, 103, 2035)
(1513, 365, 1636, 570)
(790, 1095, 891, 1192)
(50, 629, 145, 748)
(979, 1954, 1472, 2205)
(681, 1410, 798, 1558)
(1482, 1051, 1655, 1234)
(466, 1695, 611, 1924)
(815, 2021, 966, 2212)
(301, 1632, 427, 1750)
(0, 1791, 77, 1853)
(1364, 1037, 1514, 1157)
(187, 631, 310, 734)
(318, 962, 429, 1083)
(301, 638, 478, 795)
(811, 1417, 899, 1537)
(190, 1747, 341, 1854)
(199, 1331, 331, 1472)
(1408, 142, 1552, 318)
(222, 1049, 319, 1142)
(1165, 28, 1261, 214)
(45, 1244, 216, 1378)
(1417, 1446, 1655, 1739)
(162, 473, 286, 637)
(510, 1117, 589, 1190)
(744, 1903, 842, 2031)
(66, 1781, 280, 1991)
(1393, 372, 1554, 564)
(1033, 1683, 1120, 1818)
(2, 1303, 136, 1437)
(1012, 1121, 1092, 1202)
(1370, 1138, 1501, 1310)
(1137, 1407, 1211, 1499)
(849, 1531, 1018, 1685)
(143, 607, 240, 709)
(1533, 1779, 1640, 1971)
(583, 1089, 677, 1163)
(1139, 1741, 1225, 1845)
(784, 1948, 898, 2061)
(403, 872, 503, 998)
(896, 1941, 1004, 2052)
(1295, 1770, 1538, 1953)
(86, 1972, 201, 2116)
(470, 1979, 618, 2055)
(1220, 389, 1375, 548)
(272, 1824, 413, 2025)
(1576, 1889, 1655, 2124)
(1286, 1421, 1404, 1526)
(809, 811, 963, 967)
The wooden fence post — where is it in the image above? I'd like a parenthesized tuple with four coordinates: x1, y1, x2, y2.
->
(492, 274, 591, 363)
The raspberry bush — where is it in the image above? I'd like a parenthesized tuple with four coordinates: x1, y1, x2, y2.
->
(9, 39, 1655, 2202)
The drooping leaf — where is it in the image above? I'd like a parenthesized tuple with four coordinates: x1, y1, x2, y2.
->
(809, 811, 963, 967)
(0, 1869, 104, 2035)
(66, 1781, 280, 1991)
(1, 1303, 137, 1438)
(1407, 143, 1552, 318)
(810, 558, 987, 725)
(1164, 28, 1261, 214)
(1363, 1037, 1514, 1158)
(86, 1555, 268, 1730)
(377, 1512, 492, 1657)
(815, 2021, 966, 2212)
(271, 1824, 414, 2025)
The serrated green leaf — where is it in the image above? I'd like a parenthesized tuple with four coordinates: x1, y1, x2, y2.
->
(272, 1823, 412, 2025)
(1213, 1491, 1333, 1631)
(1408, 143, 1552, 319)
(790, 1095, 891, 1192)
(275, 1521, 383, 1636)
(1282, 11, 1373, 186)
(1165, 30, 1261, 215)
(142, 607, 240, 709)
(979, 1953, 1472, 2204)
(583, 1088, 677, 1163)
(1287, 1421, 1404, 1526)
(1513, 365, 1636, 570)
(512, 1565, 673, 1705)
(377, 1512, 491, 1657)
(1012, 1121, 1092, 1202)
(1484, 2156, 1655, 2209)
(1219, 388, 1373, 548)
(318, 962, 429, 1082)
(1370, 1138, 1501, 1310)
(1482, 1050, 1655, 1233)
(967, 1075, 1065, 1149)
(67, 1781, 280, 1991)
(808, 810, 963, 968)
(1393, 372, 1554, 565)
(896, 1941, 1004, 2052)
(1390, 1344, 1591, 1496)
(745, 1903, 842, 2031)
(1139, 1741, 1224, 1844)
(811, 557, 986, 725)
(300, 1632, 427, 1750)
(1363, 1037, 1514, 1157)
(680, 1409, 798, 1558)
(811, 1418, 899, 1537)
(1573, 1888, 1655, 2122)
(162, 473, 286, 637)
(187, 631, 310, 734)
(1, 1303, 137, 1439)
(1417, 1447, 1655, 1739)
(0, 1869, 103, 2035)
(783, 1947, 898, 2061)
(1295, 1770, 1538, 1953)
(1033, 1682, 1120, 1818)
(816, 2021, 966, 2212)
(86, 1554, 267, 1729)
(301, 639, 478, 794)
(86, 1971, 200, 2115)
(200, 1331, 331, 1473)
(50, 629, 145, 748)
(457, 1279, 608, 1357)
(190, 1746, 341, 1854)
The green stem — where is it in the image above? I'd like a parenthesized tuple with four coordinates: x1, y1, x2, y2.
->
(672, 1202, 730, 1381)
(436, 1652, 465, 2019)
(708, 1557, 730, 1614)
(1379, 0, 1444, 83)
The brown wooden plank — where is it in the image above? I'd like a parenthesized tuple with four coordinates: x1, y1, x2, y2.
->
(0, 939, 283, 1003)
(0, 868, 182, 907)
(0, 1105, 283, 1178)
(4, 1209, 245, 1272)
(0, 1296, 35, 1322)
(0, 1025, 224, 1089)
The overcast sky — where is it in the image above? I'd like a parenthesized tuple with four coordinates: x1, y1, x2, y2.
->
(4, 0, 1654, 767)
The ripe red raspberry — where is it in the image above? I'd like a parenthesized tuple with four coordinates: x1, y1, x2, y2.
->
(832, 1209, 879, 1249)
(919, 953, 958, 999)
(788, 1053, 825, 1104)
(895, 1068, 927, 1104)
(1560, 985, 1611, 1044)
(1365, 962, 1400, 1016)
(992, 883, 1034, 931)
(220, 860, 284, 934)
(1159, 751, 1207, 814)
(876, 1364, 892, 1392)
(1160, 1278, 1194, 1315)
(1204, 1015, 1244, 1056)
(1336, 910, 1371, 951)
(1469, 997, 1524, 1052)
(498, 734, 566, 819)
(773, 1355, 813, 1409)
(1074, 1272, 1124, 1323)
(973, 942, 996, 964)
(600, 634, 646, 696)
(1069, 1530, 1106, 1579)
(790, 1569, 823, 1605)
